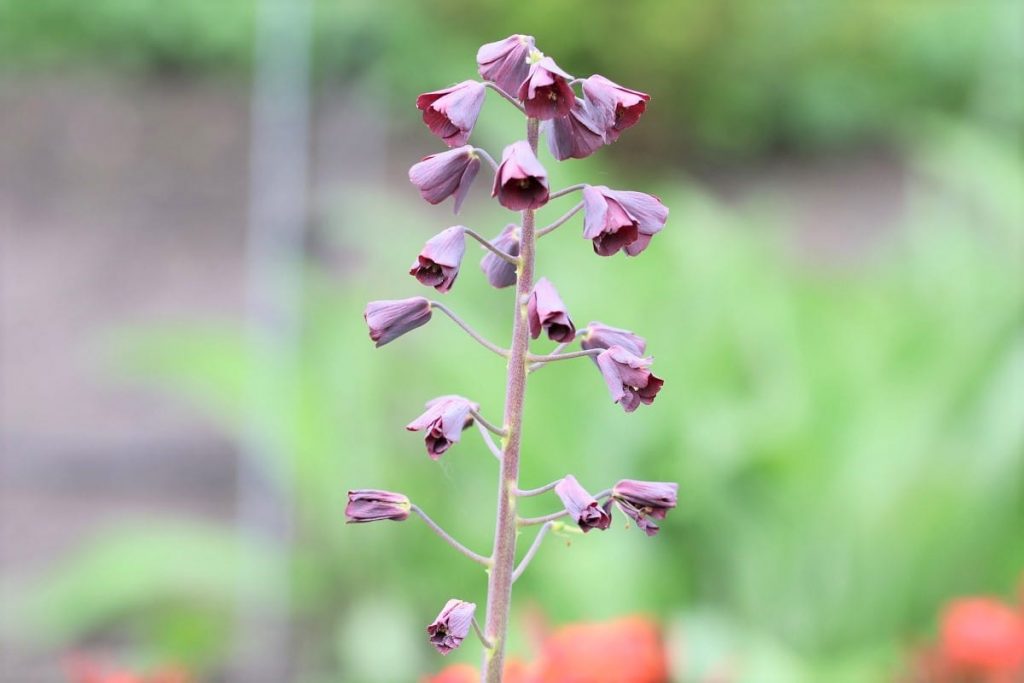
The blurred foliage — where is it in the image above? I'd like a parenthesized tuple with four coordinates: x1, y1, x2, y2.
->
(16, 120, 1023, 682)
(1, 0, 1020, 159)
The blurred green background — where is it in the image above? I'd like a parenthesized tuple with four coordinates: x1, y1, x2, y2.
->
(0, 1, 1021, 682)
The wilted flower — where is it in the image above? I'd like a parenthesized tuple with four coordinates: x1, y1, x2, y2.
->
(580, 321, 647, 358)
(610, 480, 678, 536)
(528, 277, 575, 343)
(364, 297, 432, 347)
(518, 56, 574, 120)
(582, 75, 650, 143)
(480, 224, 521, 289)
(544, 97, 606, 161)
(406, 395, 478, 459)
(554, 475, 611, 532)
(582, 185, 668, 257)
(596, 345, 664, 412)
(492, 140, 549, 211)
(410, 226, 466, 293)
(476, 34, 536, 97)
(427, 599, 477, 655)
(416, 81, 487, 148)
(345, 489, 411, 523)
(409, 146, 481, 214)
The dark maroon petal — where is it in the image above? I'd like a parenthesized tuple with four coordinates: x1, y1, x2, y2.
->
(582, 74, 650, 142)
(554, 475, 610, 532)
(611, 480, 677, 535)
(409, 147, 481, 214)
(416, 81, 486, 147)
(406, 395, 478, 460)
(581, 185, 667, 257)
(518, 57, 575, 120)
(544, 98, 606, 161)
(480, 224, 520, 289)
(364, 297, 432, 347)
(492, 140, 549, 211)
(595, 345, 662, 412)
(580, 322, 647, 358)
(409, 226, 466, 293)
(477, 35, 535, 97)
(345, 489, 411, 523)
(528, 277, 575, 342)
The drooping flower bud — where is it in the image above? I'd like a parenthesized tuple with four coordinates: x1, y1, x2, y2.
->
(364, 297, 432, 347)
(427, 599, 477, 655)
(527, 277, 575, 343)
(416, 81, 487, 148)
(410, 226, 466, 293)
(518, 56, 574, 120)
(554, 475, 611, 532)
(580, 321, 647, 359)
(406, 395, 478, 459)
(543, 97, 606, 161)
(610, 480, 678, 536)
(476, 34, 536, 98)
(492, 141, 549, 211)
(582, 75, 650, 143)
(345, 489, 411, 523)
(409, 146, 481, 214)
(595, 345, 664, 412)
(581, 185, 668, 257)
(480, 224, 520, 289)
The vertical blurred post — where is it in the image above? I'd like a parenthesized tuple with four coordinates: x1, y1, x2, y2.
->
(231, 0, 312, 681)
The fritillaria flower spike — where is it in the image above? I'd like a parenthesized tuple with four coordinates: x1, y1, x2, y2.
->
(345, 489, 411, 523)
(428, 599, 477, 655)
(356, 34, 677, 681)
(609, 480, 678, 536)
(409, 146, 481, 214)
(528, 277, 575, 343)
(554, 475, 611, 533)
(406, 395, 479, 459)
(417, 81, 487, 148)
(492, 140, 549, 211)
(411, 226, 467, 293)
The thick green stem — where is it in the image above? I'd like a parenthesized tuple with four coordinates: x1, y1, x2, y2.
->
(481, 117, 540, 683)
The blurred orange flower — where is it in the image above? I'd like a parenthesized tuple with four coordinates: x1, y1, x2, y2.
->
(65, 655, 191, 683)
(425, 616, 668, 683)
(940, 598, 1024, 678)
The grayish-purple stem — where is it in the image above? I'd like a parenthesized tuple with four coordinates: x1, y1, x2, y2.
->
(473, 146, 500, 172)
(430, 301, 510, 358)
(484, 82, 526, 114)
(411, 504, 492, 567)
(516, 478, 563, 497)
(526, 348, 602, 363)
(517, 489, 612, 527)
(537, 201, 584, 238)
(472, 617, 494, 650)
(469, 407, 507, 437)
(528, 342, 567, 373)
(548, 183, 587, 201)
(481, 117, 540, 683)
(475, 421, 504, 461)
(465, 227, 520, 266)
(512, 522, 553, 583)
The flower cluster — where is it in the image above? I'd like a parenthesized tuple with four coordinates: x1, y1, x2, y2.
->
(352, 33, 679, 679)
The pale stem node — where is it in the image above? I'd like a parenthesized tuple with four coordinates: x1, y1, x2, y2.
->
(472, 617, 494, 650)
(410, 504, 492, 567)
(464, 227, 520, 266)
(430, 301, 510, 358)
(469, 407, 508, 437)
(548, 183, 587, 201)
(516, 478, 563, 497)
(526, 348, 602, 363)
(475, 421, 504, 461)
(517, 489, 612, 527)
(473, 146, 500, 172)
(536, 201, 584, 238)
(512, 522, 553, 583)
(484, 81, 527, 114)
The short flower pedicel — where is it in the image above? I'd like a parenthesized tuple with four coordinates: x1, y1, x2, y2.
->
(356, 35, 677, 683)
